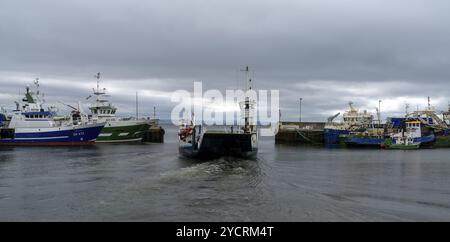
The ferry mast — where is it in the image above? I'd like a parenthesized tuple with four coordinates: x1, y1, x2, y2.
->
(240, 66, 256, 134)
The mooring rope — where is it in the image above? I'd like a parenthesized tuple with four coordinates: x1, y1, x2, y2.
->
(296, 129, 321, 145)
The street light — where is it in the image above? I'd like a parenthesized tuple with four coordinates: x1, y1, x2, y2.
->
(378, 100, 382, 136)
(378, 100, 382, 124)
(299, 98, 303, 123)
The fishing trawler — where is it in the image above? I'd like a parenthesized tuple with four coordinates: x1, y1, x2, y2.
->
(394, 98, 448, 148)
(343, 132, 385, 148)
(343, 105, 386, 148)
(0, 80, 105, 145)
(87, 73, 153, 143)
(384, 120, 435, 149)
(178, 67, 258, 159)
(438, 104, 450, 147)
(324, 102, 374, 145)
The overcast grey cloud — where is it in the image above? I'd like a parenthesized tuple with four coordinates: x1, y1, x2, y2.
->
(1, 0, 450, 121)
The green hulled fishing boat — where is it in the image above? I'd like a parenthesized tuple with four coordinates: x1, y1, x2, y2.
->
(88, 73, 152, 143)
(434, 106, 450, 148)
(384, 120, 425, 150)
(384, 138, 420, 150)
(434, 135, 450, 148)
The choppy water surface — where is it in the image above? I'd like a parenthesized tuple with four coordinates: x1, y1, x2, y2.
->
(1, 125, 450, 221)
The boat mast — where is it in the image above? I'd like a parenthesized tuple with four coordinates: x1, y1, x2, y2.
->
(136, 92, 139, 119)
(240, 66, 253, 134)
(94, 72, 101, 105)
(378, 99, 382, 136)
(34, 78, 40, 95)
(405, 103, 410, 117)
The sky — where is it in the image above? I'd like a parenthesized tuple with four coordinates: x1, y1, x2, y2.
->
(1, 0, 450, 122)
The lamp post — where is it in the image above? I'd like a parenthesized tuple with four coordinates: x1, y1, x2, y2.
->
(378, 100, 382, 136)
(378, 100, 382, 122)
(299, 98, 303, 124)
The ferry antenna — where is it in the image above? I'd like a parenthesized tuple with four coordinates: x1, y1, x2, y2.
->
(240, 66, 250, 91)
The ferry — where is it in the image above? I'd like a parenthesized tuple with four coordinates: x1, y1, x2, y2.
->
(0, 81, 105, 145)
(178, 67, 258, 159)
(87, 73, 154, 143)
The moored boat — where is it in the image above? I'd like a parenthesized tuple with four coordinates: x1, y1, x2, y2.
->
(406, 98, 448, 148)
(384, 120, 435, 150)
(324, 102, 374, 146)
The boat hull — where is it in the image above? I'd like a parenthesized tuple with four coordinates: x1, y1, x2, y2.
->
(96, 121, 150, 143)
(386, 144, 420, 150)
(179, 133, 258, 159)
(415, 134, 436, 148)
(0, 124, 104, 146)
(383, 136, 428, 150)
(324, 128, 349, 146)
(434, 135, 450, 148)
(345, 136, 385, 148)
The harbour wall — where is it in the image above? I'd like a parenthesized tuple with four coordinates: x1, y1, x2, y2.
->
(142, 126, 165, 143)
(275, 122, 326, 144)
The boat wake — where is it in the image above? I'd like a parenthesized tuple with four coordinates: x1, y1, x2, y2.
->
(159, 158, 260, 184)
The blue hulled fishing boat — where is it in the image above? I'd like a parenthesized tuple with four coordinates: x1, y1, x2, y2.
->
(324, 102, 374, 146)
(344, 135, 385, 148)
(0, 81, 105, 145)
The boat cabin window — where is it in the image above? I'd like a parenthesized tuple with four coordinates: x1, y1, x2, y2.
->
(407, 123, 419, 127)
(24, 114, 49, 119)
